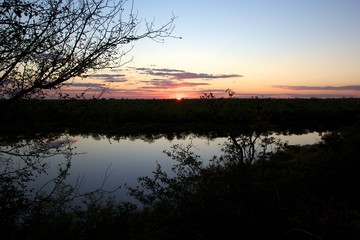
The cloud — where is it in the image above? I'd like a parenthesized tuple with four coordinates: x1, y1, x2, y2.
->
(135, 67, 185, 74)
(135, 67, 242, 80)
(58, 66, 243, 98)
(273, 85, 360, 91)
(89, 73, 127, 82)
(70, 83, 105, 88)
(141, 79, 210, 89)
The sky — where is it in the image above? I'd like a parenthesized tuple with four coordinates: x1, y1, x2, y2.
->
(71, 0, 360, 99)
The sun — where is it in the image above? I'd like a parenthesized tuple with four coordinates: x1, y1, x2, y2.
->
(175, 94, 184, 101)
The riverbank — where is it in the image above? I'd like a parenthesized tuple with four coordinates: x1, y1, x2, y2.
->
(1, 98, 359, 136)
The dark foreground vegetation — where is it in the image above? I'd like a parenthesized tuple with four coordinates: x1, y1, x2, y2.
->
(1, 98, 360, 239)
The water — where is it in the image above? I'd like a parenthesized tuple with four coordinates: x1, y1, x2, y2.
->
(2, 131, 323, 205)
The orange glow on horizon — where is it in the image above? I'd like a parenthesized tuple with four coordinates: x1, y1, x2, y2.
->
(60, 74, 360, 99)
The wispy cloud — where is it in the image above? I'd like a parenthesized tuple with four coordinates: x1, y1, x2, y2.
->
(70, 83, 105, 88)
(135, 67, 242, 80)
(61, 66, 243, 98)
(141, 79, 210, 89)
(89, 73, 127, 82)
(273, 85, 360, 91)
(135, 66, 240, 89)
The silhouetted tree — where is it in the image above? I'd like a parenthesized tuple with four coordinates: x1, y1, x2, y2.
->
(0, 1, 176, 235)
(0, 134, 134, 239)
(0, 136, 73, 234)
(0, 0, 176, 100)
(201, 89, 282, 165)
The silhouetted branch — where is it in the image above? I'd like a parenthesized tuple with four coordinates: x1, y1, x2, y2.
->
(0, 0, 178, 100)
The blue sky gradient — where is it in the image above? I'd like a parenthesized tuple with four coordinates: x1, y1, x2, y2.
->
(74, 0, 360, 99)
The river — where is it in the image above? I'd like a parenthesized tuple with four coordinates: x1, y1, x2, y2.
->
(22, 131, 322, 205)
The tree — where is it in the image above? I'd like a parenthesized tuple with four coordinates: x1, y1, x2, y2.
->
(126, 92, 288, 239)
(0, 134, 135, 239)
(0, 0, 176, 100)
(201, 89, 284, 165)
(0, 1, 175, 236)
(0, 135, 74, 233)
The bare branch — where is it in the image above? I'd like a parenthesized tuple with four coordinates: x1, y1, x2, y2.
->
(0, 0, 178, 100)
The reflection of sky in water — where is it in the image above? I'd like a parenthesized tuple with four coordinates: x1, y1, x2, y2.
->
(65, 135, 226, 204)
(271, 131, 323, 145)
(33, 132, 323, 205)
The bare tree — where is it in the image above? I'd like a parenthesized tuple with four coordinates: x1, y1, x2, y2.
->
(0, 0, 176, 233)
(0, 0, 177, 100)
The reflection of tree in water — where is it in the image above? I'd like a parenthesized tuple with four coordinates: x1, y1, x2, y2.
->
(81, 131, 222, 144)
(128, 91, 288, 208)
(1, 135, 74, 221)
(0, 134, 125, 231)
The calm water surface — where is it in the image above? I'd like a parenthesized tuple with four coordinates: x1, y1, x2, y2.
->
(36, 132, 323, 204)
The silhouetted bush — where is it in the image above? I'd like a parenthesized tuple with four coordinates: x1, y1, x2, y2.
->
(2, 99, 360, 239)
(127, 122, 360, 239)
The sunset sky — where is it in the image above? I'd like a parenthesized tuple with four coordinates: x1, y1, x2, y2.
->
(72, 0, 360, 99)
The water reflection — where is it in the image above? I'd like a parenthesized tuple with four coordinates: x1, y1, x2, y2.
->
(54, 132, 323, 203)
(1, 131, 323, 205)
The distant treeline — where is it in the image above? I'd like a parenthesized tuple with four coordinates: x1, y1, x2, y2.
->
(1, 98, 360, 136)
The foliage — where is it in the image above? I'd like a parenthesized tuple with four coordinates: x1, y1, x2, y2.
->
(0, 137, 71, 212)
(126, 122, 360, 240)
(2, 92, 360, 239)
(0, 1, 176, 236)
(0, 0, 176, 100)
(5, 123, 360, 239)
(0, 134, 135, 240)
(23, 192, 137, 240)
(125, 92, 360, 239)
(0, 135, 73, 237)
(1, 98, 360, 136)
